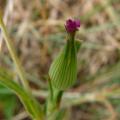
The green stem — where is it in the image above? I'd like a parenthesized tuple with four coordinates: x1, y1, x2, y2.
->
(0, 12, 29, 91)
(46, 78, 63, 119)
(47, 90, 63, 120)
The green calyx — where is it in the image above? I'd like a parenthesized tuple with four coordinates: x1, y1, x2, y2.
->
(49, 35, 77, 90)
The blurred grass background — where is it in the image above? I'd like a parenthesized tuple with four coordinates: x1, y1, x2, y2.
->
(0, 0, 120, 120)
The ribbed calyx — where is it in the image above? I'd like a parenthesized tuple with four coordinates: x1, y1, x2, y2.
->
(49, 34, 77, 90)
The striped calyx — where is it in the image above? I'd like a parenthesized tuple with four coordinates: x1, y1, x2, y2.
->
(49, 35, 77, 90)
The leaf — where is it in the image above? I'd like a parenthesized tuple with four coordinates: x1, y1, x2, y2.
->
(4, 96, 16, 120)
(0, 84, 12, 95)
(0, 68, 44, 120)
(0, 84, 16, 119)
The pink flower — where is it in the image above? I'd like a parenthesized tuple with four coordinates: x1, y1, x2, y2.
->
(65, 19, 80, 33)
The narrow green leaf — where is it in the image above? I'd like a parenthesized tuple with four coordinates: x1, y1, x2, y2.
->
(4, 96, 16, 120)
(0, 84, 16, 119)
(0, 68, 44, 120)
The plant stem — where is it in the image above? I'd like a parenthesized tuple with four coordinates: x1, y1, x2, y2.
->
(46, 76, 63, 118)
(0, 12, 30, 91)
(46, 87, 63, 119)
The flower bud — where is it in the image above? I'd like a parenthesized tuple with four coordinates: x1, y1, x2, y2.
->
(65, 19, 80, 33)
(49, 19, 80, 90)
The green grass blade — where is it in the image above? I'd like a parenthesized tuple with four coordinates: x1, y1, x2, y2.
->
(0, 68, 44, 120)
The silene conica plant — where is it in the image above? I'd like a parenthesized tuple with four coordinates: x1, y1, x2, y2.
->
(0, 12, 81, 120)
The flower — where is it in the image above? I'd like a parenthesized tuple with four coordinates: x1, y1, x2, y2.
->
(49, 18, 81, 90)
(65, 19, 80, 33)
